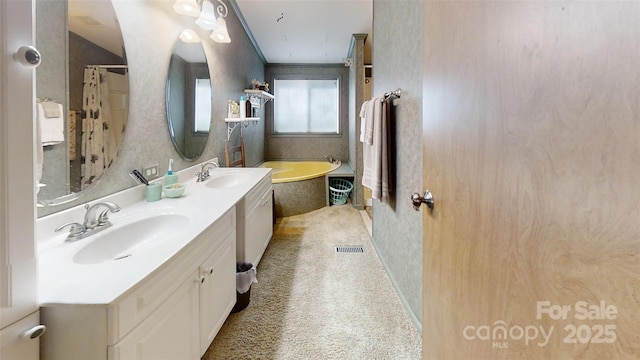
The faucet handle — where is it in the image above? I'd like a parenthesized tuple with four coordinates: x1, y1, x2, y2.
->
(97, 210, 112, 226)
(55, 222, 85, 236)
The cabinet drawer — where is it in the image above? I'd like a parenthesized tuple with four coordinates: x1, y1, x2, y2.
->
(245, 174, 272, 211)
(108, 209, 235, 345)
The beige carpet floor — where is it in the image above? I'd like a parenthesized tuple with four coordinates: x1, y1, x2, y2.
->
(202, 205, 421, 360)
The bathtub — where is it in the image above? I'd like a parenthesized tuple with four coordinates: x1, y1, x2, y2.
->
(260, 161, 340, 217)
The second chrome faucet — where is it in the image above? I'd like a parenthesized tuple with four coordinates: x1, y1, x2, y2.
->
(196, 161, 219, 182)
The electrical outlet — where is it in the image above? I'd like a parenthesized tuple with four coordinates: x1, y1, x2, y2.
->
(143, 164, 159, 178)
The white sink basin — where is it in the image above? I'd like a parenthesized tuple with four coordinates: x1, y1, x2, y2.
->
(73, 214, 190, 264)
(205, 171, 252, 188)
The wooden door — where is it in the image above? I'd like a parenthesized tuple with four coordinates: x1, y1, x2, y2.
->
(421, 2, 640, 358)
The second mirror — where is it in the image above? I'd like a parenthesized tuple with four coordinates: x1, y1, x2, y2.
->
(166, 32, 212, 161)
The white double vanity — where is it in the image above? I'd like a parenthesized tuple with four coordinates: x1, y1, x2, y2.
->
(36, 162, 273, 360)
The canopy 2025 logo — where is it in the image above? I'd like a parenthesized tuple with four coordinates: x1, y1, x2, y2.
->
(462, 301, 617, 348)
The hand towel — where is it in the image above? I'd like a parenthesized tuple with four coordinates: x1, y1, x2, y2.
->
(35, 107, 44, 184)
(362, 97, 383, 199)
(359, 100, 369, 143)
(363, 98, 376, 145)
(361, 96, 394, 203)
(40, 101, 62, 118)
(37, 102, 65, 146)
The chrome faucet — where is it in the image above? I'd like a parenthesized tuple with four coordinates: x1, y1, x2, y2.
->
(196, 161, 219, 182)
(55, 201, 121, 242)
(83, 201, 121, 229)
(325, 155, 335, 163)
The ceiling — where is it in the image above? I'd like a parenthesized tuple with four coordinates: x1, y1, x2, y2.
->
(234, 0, 373, 64)
(66, 0, 372, 65)
(68, 0, 124, 57)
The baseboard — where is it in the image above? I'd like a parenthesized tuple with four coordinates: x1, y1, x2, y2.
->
(369, 235, 423, 334)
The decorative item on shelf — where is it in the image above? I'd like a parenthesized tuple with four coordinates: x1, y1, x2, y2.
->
(248, 96, 261, 106)
(173, 0, 231, 43)
(228, 100, 239, 118)
(251, 79, 269, 92)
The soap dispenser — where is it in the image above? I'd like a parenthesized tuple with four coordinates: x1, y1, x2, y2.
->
(164, 159, 179, 186)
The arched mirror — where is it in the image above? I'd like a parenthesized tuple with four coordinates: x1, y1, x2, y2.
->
(35, 0, 128, 205)
(166, 32, 212, 161)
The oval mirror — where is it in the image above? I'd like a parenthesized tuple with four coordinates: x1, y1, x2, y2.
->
(36, 0, 128, 205)
(166, 33, 212, 161)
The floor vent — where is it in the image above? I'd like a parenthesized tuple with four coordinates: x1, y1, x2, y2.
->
(335, 245, 365, 253)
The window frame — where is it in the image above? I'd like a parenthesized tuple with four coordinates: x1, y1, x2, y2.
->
(269, 74, 342, 138)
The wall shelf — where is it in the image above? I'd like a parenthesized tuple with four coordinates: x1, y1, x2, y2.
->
(225, 117, 260, 140)
(244, 89, 274, 108)
(225, 91, 274, 141)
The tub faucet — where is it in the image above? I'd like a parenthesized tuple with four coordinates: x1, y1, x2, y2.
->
(55, 201, 121, 242)
(325, 155, 335, 164)
(196, 161, 219, 182)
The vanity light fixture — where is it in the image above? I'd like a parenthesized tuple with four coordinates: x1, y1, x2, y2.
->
(173, 0, 201, 17)
(195, 0, 217, 30)
(179, 29, 201, 43)
(210, 17, 231, 43)
(175, 0, 231, 43)
(209, 0, 231, 43)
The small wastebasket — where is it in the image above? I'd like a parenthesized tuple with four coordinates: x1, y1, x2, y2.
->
(231, 262, 257, 313)
(329, 178, 353, 205)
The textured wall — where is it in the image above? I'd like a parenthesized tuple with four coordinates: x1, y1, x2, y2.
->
(38, 0, 265, 217)
(35, 0, 68, 200)
(264, 65, 349, 161)
(371, 0, 423, 329)
(348, 34, 367, 210)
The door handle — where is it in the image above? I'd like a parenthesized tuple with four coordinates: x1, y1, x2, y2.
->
(411, 190, 434, 211)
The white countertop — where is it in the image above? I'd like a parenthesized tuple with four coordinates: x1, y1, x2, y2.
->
(37, 163, 271, 306)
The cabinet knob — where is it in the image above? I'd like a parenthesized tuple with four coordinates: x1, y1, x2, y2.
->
(20, 325, 46, 340)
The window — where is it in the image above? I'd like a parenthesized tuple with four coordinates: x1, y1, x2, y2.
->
(273, 79, 339, 134)
(194, 78, 211, 132)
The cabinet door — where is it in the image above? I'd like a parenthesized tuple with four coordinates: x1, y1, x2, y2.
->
(109, 273, 199, 360)
(245, 189, 273, 266)
(0, 312, 40, 360)
(199, 231, 235, 355)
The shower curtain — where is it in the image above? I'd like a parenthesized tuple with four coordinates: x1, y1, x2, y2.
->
(80, 67, 120, 189)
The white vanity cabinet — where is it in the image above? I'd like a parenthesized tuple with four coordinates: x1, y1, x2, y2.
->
(198, 227, 235, 355)
(41, 208, 237, 360)
(236, 174, 273, 266)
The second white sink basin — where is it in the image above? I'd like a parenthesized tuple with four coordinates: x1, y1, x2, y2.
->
(205, 171, 252, 188)
(73, 214, 190, 265)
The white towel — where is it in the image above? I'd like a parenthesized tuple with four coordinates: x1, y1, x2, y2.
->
(35, 107, 44, 188)
(363, 98, 377, 145)
(362, 97, 392, 202)
(40, 101, 61, 118)
(359, 100, 368, 143)
(362, 97, 383, 199)
(37, 102, 64, 146)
